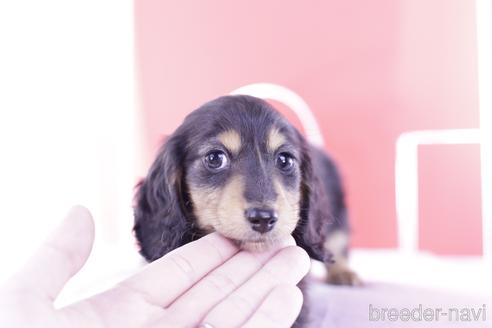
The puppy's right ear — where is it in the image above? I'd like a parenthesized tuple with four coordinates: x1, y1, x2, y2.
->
(133, 135, 191, 262)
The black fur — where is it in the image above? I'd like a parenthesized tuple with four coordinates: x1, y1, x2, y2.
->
(134, 133, 200, 261)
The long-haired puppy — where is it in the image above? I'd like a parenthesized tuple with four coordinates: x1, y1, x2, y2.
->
(134, 95, 360, 324)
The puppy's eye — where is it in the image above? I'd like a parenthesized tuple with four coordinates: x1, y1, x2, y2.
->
(276, 152, 295, 171)
(204, 150, 229, 170)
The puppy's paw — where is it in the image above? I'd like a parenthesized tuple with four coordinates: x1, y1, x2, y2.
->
(326, 267, 363, 286)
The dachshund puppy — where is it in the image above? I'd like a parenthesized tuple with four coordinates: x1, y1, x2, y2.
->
(134, 95, 359, 324)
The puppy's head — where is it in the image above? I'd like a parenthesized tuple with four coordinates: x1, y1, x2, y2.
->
(134, 95, 327, 261)
(183, 96, 304, 251)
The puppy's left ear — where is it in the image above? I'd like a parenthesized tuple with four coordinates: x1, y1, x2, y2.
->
(293, 137, 333, 263)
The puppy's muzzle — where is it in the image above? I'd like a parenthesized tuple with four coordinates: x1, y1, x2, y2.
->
(245, 207, 278, 233)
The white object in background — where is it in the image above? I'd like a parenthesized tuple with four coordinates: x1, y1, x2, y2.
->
(0, 0, 139, 303)
(395, 0, 492, 263)
(395, 129, 481, 255)
(230, 83, 324, 147)
(394, 0, 492, 262)
(476, 0, 492, 263)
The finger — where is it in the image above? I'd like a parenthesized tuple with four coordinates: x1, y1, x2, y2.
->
(118, 232, 239, 307)
(165, 236, 296, 326)
(14, 206, 94, 300)
(200, 246, 310, 328)
(242, 285, 303, 328)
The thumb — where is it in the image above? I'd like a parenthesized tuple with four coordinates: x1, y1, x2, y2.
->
(15, 206, 95, 301)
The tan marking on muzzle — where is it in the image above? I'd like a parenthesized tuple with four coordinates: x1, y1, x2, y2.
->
(216, 175, 251, 238)
(190, 174, 302, 252)
(273, 178, 301, 237)
(189, 175, 250, 238)
(217, 130, 242, 155)
(267, 128, 286, 153)
(188, 185, 221, 233)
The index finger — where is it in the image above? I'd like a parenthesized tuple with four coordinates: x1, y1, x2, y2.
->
(119, 233, 239, 306)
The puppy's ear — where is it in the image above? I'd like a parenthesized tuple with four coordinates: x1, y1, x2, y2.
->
(133, 134, 192, 262)
(293, 136, 333, 263)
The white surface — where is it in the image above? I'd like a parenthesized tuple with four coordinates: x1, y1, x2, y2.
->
(0, 0, 138, 283)
(351, 249, 492, 295)
(311, 249, 492, 296)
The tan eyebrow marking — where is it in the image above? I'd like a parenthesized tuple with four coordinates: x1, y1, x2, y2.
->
(217, 129, 242, 154)
(267, 128, 286, 153)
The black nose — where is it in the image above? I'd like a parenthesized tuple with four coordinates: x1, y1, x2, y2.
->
(245, 208, 278, 233)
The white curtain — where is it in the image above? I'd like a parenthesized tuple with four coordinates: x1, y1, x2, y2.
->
(0, 1, 138, 282)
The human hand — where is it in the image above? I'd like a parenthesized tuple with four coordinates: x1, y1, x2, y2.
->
(0, 206, 310, 328)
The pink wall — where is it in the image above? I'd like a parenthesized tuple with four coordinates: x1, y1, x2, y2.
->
(135, 0, 481, 254)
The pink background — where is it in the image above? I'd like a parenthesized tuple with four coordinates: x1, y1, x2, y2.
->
(135, 0, 482, 254)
